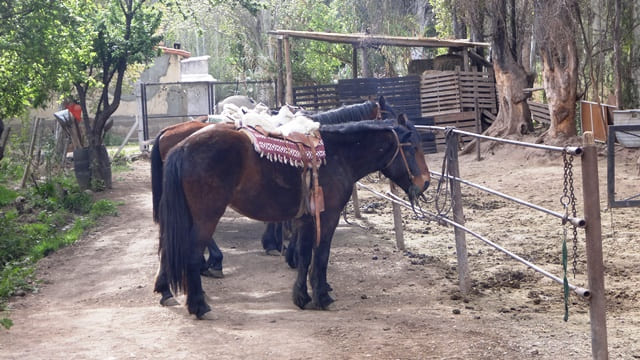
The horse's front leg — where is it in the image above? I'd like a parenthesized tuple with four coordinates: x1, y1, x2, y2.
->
(292, 217, 313, 309)
(309, 218, 338, 309)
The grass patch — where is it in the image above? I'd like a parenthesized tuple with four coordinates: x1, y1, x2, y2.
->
(0, 175, 120, 329)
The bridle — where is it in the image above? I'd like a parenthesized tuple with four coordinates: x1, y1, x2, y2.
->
(384, 129, 415, 182)
(375, 106, 396, 121)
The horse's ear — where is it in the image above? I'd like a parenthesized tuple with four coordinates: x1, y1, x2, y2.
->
(378, 95, 386, 108)
(397, 113, 408, 126)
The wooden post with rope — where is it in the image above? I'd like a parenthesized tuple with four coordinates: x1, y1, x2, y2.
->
(581, 131, 609, 359)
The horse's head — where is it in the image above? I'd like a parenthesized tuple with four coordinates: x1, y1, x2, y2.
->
(378, 95, 397, 120)
(381, 114, 431, 204)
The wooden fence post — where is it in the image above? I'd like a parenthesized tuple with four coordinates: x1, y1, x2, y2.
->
(475, 96, 481, 161)
(390, 181, 405, 250)
(446, 131, 471, 294)
(581, 132, 609, 360)
(283, 36, 293, 105)
(20, 118, 41, 188)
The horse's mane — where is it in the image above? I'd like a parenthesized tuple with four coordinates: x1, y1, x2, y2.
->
(310, 101, 377, 124)
(320, 118, 398, 134)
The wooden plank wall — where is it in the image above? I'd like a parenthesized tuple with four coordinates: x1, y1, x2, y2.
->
(336, 78, 379, 105)
(338, 76, 436, 153)
(421, 70, 497, 150)
(292, 84, 340, 111)
(377, 76, 436, 153)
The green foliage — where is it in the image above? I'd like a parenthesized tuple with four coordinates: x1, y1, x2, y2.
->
(0, 1, 73, 119)
(0, 173, 119, 321)
(0, 187, 17, 207)
(0, 159, 23, 183)
(0, 317, 13, 330)
(90, 199, 119, 219)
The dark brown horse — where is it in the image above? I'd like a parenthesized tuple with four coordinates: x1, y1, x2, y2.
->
(150, 99, 384, 275)
(155, 115, 430, 319)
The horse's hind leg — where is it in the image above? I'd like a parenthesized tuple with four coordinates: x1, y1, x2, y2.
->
(261, 222, 282, 256)
(201, 240, 224, 278)
(185, 226, 213, 319)
(154, 253, 179, 306)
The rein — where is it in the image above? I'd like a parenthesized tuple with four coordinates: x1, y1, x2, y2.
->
(384, 129, 414, 181)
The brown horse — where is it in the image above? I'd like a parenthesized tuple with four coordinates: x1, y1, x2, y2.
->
(155, 115, 430, 319)
(150, 100, 384, 275)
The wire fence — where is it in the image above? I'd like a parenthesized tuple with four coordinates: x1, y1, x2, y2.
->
(353, 125, 608, 359)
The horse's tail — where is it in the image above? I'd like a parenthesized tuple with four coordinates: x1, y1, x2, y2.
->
(150, 131, 165, 223)
(159, 146, 192, 294)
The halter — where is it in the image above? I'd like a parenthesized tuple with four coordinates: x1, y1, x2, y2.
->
(384, 129, 415, 181)
(374, 102, 383, 120)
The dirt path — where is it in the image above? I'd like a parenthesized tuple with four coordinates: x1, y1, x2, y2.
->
(2, 145, 639, 359)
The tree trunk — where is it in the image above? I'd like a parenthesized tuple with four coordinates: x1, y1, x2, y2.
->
(485, 0, 532, 138)
(613, 0, 622, 108)
(73, 145, 112, 191)
(491, 59, 532, 136)
(0, 118, 7, 161)
(535, 1, 579, 139)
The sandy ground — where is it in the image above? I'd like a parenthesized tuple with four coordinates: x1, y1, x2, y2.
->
(1, 138, 639, 359)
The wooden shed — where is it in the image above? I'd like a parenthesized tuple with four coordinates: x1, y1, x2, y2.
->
(268, 30, 493, 152)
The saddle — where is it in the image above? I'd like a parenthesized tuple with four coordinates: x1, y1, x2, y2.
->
(240, 124, 325, 245)
(239, 125, 325, 168)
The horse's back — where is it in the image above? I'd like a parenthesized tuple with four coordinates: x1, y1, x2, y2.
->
(158, 121, 209, 160)
(179, 127, 304, 222)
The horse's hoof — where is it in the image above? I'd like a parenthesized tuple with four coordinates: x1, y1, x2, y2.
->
(266, 249, 281, 256)
(303, 301, 320, 310)
(315, 293, 335, 310)
(160, 296, 179, 307)
(201, 268, 224, 278)
(197, 311, 215, 320)
(293, 292, 312, 309)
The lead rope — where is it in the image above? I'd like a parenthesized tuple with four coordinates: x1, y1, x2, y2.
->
(434, 128, 455, 217)
(560, 149, 579, 321)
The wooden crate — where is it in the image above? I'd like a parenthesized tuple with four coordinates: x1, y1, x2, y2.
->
(420, 71, 461, 116)
(420, 70, 493, 151)
(432, 111, 477, 150)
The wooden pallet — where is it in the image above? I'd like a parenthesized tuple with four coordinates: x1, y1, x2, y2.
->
(527, 100, 551, 125)
(432, 111, 477, 150)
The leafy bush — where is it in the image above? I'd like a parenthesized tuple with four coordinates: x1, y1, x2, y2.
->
(0, 174, 119, 329)
(0, 187, 17, 207)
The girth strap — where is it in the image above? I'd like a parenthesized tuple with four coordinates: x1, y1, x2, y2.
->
(294, 141, 324, 247)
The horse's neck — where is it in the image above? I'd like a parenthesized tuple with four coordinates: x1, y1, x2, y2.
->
(323, 130, 393, 182)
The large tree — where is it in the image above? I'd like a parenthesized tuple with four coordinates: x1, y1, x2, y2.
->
(485, 0, 534, 138)
(0, 1, 71, 119)
(63, 0, 162, 189)
(534, 0, 579, 139)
